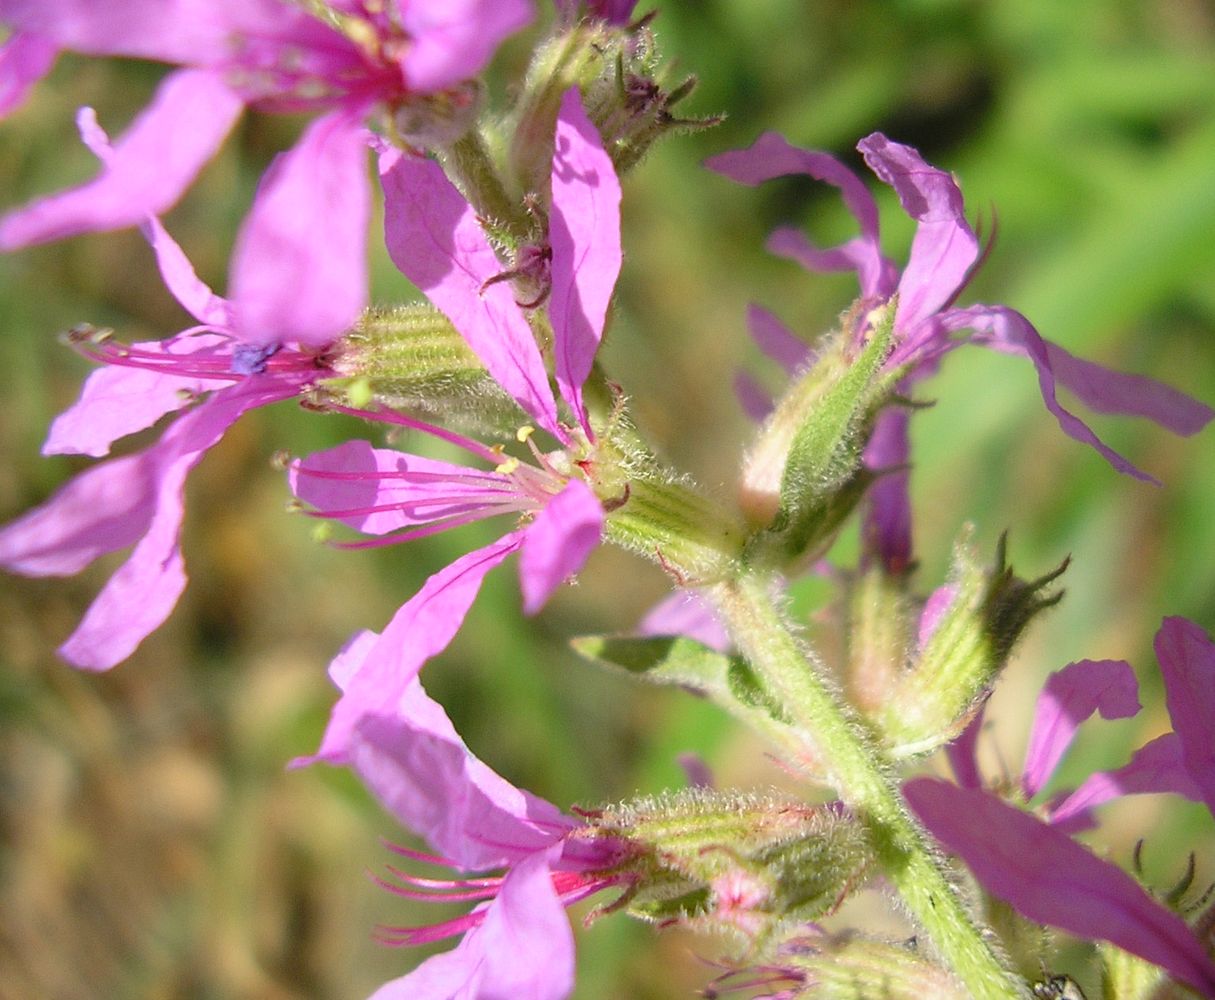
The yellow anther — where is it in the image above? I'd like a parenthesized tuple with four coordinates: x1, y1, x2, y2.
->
(495, 457, 520, 476)
(516, 425, 536, 443)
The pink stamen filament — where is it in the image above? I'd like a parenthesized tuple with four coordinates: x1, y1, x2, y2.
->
(331, 403, 502, 464)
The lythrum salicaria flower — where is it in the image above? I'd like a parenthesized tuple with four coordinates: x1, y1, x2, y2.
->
(295, 631, 625, 1000)
(908, 617, 1215, 996)
(0, 0, 534, 344)
(707, 132, 1213, 572)
(292, 89, 620, 749)
(0, 114, 345, 669)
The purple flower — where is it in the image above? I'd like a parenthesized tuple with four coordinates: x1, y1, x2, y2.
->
(907, 618, 1215, 995)
(0, 115, 342, 668)
(0, 0, 534, 343)
(706, 132, 1213, 572)
(291, 89, 619, 745)
(555, 0, 639, 25)
(295, 631, 624, 999)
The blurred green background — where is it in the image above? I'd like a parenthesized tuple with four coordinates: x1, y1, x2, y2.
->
(2, 1, 1214, 997)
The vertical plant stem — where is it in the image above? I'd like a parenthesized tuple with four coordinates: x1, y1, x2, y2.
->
(709, 574, 1028, 1000)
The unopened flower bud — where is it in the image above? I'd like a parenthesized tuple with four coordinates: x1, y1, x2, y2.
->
(584, 789, 874, 950)
(870, 530, 1067, 757)
(330, 305, 526, 436)
(742, 304, 898, 564)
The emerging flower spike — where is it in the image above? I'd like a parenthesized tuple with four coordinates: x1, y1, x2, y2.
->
(0, 115, 343, 668)
(294, 633, 624, 1000)
(706, 132, 1214, 572)
(0, 0, 535, 343)
(292, 89, 620, 754)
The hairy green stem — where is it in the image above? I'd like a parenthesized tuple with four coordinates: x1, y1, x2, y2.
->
(709, 574, 1028, 1000)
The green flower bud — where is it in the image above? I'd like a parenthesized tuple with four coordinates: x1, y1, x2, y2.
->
(582, 789, 874, 952)
(325, 305, 527, 437)
(867, 531, 1066, 758)
(742, 304, 898, 565)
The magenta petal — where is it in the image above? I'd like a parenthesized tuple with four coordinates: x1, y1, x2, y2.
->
(858, 133, 980, 332)
(230, 110, 369, 348)
(1050, 734, 1207, 825)
(0, 31, 57, 118)
(140, 218, 232, 328)
(734, 370, 773, 422)
(747, 303, 809, 374)
(706, 132, 891, 299)
(290, 440, 508, 535)
(374, 850, 574, 1000)
(518, 479, 603, 615)
(379, 147, 562, 439)
(300, 534, 523, 767)
(861, 407, 912, 574)
(351, 676, 572, 870)
(0, 453, 153, 576)
(549, 87, 621, 433)
(0, 68, 242, 248)
(1045, 343, 1214, 437)
(1021, 659, 1140, 800)
(906, 778, 1215, 997)
(44, 335, 233, 457)
(55, 381, 286, 670)
(636, 590, 731, 653)
(400, 0, 533, 92)
(1156, 616, 1215, 815)
(933, 304, 1163, 483)
(944, 705, 986, 790)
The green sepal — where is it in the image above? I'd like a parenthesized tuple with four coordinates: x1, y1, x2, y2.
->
(587, 789, 874, 950)
(742, 305, 898, 565)
(326, 305, 526, 437)
(789, 934, 971, 999)
(875, 530, 1067, 757)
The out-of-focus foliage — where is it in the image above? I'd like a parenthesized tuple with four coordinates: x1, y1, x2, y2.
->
(0, 1, 1212, 997)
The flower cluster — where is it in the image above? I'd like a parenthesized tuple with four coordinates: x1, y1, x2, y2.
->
(2, 4, 1214, 1000)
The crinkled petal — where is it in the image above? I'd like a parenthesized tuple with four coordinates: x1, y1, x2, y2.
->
(399, 0, 533, 93)
(230, 110, 369, 348)
(929, 304, 1164, 483)
(905, 778, 1215, 997)
(290, 440, 511, 535)
(298, 533, 523, 768)
(861, 407, 912, 573)
(0, 453, 153, 575)
(1045, 343, 1214, 437)
(705, 132, 891, 297)
(518, 479, 603, 615)
(746, 303, 809, 374)
(1156, 616, 1215, 815)
(549, 87, 621, 433)
(858, 133, 980, 332)
(636, 590, 730, 653)
(350, 675, 572, 869)
(1050, 734, 1207, 825)
(55, 380, 292, 670)
(0, 31, 56, 118)
(1021, 659, 1140, 800)
(373, 850, 574, 1000)
(379, 147, 561, 439)
(44, 334, 233, 457)
(0, 68, 242, 248)
(766, 228, 899, 297)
